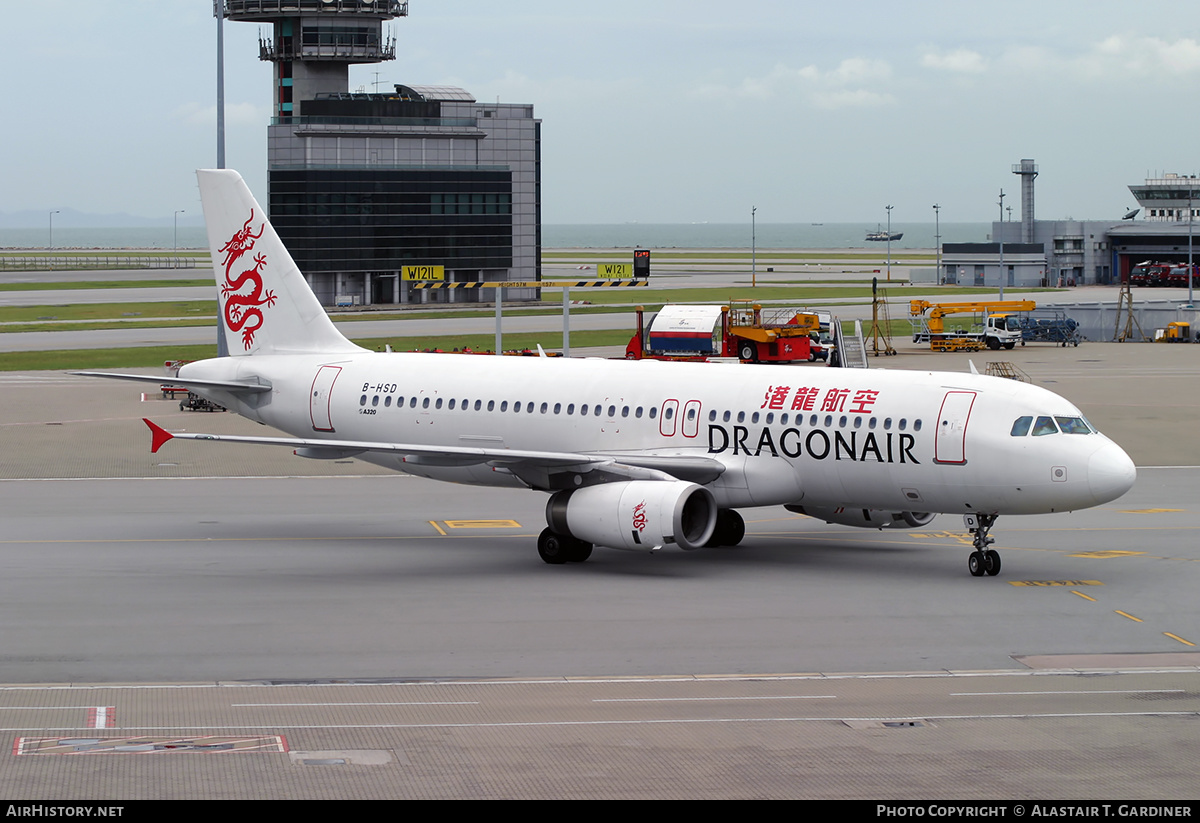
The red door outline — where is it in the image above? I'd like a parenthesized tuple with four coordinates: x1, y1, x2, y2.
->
(310, 365, 342, 432)
(659, 399, 679, 437)
(934, 390, 976, 464)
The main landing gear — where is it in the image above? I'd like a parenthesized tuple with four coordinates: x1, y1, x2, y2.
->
(537, 528, 593, 564)
(964, 513, 1001, 577)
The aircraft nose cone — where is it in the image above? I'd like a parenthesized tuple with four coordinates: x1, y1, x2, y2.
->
(1088, 441, 1137, 505)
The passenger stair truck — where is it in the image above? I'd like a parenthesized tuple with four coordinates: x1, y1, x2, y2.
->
(626, 302, 827, 363)
(909, 299, 1036, 351)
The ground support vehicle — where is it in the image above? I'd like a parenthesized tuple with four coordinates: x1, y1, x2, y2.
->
(179, 391, 226, 412)
(1156, 321, 1193, 342)
(1014, 311, 1083, 347)
(626, 302, 828, 363)
(909, 300, 1036, 351)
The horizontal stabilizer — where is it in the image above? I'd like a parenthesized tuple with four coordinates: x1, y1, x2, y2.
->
(71, 371, 271, 393)
(144, 419, 174, 454)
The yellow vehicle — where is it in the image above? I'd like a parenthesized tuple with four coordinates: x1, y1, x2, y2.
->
(1157, 321, 1192, 342)
(909, 300, 1037, 351)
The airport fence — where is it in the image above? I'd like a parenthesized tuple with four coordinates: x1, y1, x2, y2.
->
(1054, 299, 1200, 342)
(0, 256, 206, 272)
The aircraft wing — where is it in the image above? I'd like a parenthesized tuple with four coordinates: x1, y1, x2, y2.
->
(141, 420, 725, 487)
(72, 371, 272, 394)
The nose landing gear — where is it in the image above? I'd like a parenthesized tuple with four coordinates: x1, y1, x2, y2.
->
(964, 513, 1001, 577)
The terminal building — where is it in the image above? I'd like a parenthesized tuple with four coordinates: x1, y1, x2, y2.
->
(940, 160, 1200, 288)
(224, 1, 541, 306)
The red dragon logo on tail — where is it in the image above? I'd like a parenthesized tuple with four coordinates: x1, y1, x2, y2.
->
(218, 211, 276, 349)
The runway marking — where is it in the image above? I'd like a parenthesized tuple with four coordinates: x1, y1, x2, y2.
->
(1070, 550, 1145, 558)
(593, 695, 836, 703)
(908, 531, 974, 545)
(14, 735, 287, 755)
(950, 689, 1185, 696)
(1121, 508, 1185, 513)
(3, 669, 1200, 694)
(428, 520, 447, 535)
(1008, 580, 1103, 587)
(9, 711, 1200, 734)
(87, 707, 115, 728)
(1115, 610, 1144, 622)
(231, 702, 480, 707)
(1072, 590, 1098, 601)
(1164, 633, 1196, 647)
(442, 519, 522, 529)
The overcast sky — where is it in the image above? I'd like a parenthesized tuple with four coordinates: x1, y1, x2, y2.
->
(3, 1, 1200, 224)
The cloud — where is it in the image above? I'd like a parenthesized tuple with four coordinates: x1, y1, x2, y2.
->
(690, 58, 895, 108)
(1087, 34, 1200, 76)
(920, 48, 987, 73)
(993, 35, 1200, 81)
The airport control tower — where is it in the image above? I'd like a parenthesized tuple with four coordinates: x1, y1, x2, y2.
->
(223, 0, 408, 118)
(220, 0, 540, 308)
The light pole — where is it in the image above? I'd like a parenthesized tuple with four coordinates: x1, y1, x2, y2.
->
(214, 0, 225, 168)
(1188, 191, 1194, 308)
(933, 204, 941, 284)
(174, 210, 185, 268)
(885, 204, 893, 281)
(997, 190, 1005, 300)
(751, 206, 757, 288)
(48, 210, 60, 251)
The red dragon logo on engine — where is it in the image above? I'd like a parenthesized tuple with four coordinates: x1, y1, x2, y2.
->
(632, 500, 648, 533)
(218, 210, 276, 349)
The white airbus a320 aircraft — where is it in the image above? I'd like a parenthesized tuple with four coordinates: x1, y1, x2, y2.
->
(78, 170, 1136, 576)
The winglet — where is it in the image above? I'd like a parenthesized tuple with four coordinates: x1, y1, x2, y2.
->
(143, 419, 174, 454)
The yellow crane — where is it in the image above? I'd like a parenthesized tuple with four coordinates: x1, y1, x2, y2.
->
(909, 299, 1037, 351)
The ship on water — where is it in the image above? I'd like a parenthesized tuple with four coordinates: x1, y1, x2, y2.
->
(866, 225, 903, 241)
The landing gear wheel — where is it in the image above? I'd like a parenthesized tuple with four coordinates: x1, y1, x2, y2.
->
(537, 528, 569, 565)
(984, 549, 1001, 576)
(968, 551, 986, 577)
(566, 538, 593, 563)
(964, 513, 1000, 578)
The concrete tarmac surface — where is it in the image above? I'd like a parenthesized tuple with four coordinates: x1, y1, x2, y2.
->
(2, 343, 1200, 798)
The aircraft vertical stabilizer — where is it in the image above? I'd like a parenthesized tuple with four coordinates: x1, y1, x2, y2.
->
(196, 169, 364, 357)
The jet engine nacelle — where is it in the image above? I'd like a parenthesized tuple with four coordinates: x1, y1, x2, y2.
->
(786, 505, 935, 530)
(547, 480, 717, 552)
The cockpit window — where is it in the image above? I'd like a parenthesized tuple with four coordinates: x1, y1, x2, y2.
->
(1010, 416, 1032, 437)
(1032, 416, 1059, 436)
(1055, 416, 1093, 434)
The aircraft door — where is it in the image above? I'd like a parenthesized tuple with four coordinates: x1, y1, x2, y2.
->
(934, 390, 976, 464)
(681, 400, 701, 438)
(659, 399, 679, 437)
(310, 365, 342, 432)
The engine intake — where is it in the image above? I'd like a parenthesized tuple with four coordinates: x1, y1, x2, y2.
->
(547, 480, 717, 551)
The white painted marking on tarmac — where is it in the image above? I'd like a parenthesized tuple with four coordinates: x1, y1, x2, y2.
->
(593, 695, 837, 703)
(87, 706, 114, 728)
(5, 710, 1200, 734)
(231, 702, 480, 707)
(951, 689, 1185, 696)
